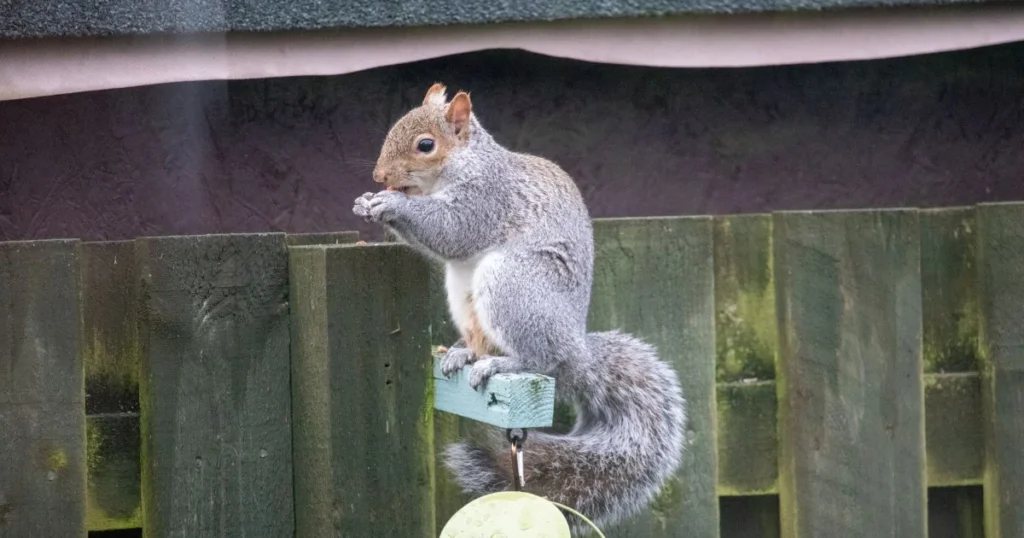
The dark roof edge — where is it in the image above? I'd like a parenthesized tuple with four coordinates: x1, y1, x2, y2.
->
(0, 0, 1005, 40)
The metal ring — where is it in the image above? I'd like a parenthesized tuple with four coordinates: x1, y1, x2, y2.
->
(505, 428, 528, 445)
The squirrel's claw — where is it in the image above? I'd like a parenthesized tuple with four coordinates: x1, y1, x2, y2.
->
(467, 358, 499, 390)
(440, 346, 476, 377)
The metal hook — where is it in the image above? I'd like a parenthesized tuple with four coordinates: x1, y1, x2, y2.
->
(507, 428, 527, 490)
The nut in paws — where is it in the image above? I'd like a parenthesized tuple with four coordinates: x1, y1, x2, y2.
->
(352, 190, 403, 223)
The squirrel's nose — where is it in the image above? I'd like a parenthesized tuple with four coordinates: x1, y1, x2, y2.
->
(373, 168, 387, 184)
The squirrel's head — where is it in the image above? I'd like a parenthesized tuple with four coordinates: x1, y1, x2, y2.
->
(373, 83, 472, 195)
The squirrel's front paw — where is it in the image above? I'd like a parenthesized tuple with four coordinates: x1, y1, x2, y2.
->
(468, 358, 500, 390)
(440, 347, 477, 377)
(352, 190, 403, 224)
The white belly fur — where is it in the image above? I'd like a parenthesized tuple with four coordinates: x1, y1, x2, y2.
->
(445, 260, 476, 339)
(445, 252, 505, 351)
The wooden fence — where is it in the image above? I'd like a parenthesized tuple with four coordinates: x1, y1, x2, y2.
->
(1, 203, 1022, 537)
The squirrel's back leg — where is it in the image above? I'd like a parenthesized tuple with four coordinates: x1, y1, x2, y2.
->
(464, 250, 592, 387)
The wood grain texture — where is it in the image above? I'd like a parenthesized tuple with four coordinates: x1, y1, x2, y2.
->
(711, 374, 982, 497)
(285, 231, 360, 247)
(0, 239, 86, 537)
(290, 243, 435, 538)
(427, 259, 478, 530)
(588, 217, 718, 538)
(433, 357, 555, 429)
(86, 414, 141, 531)
(977, 202, 1024, 538)
(137, 233, 294, 538)
(288, 244, 334, 538)
(921, 208, 979, 374)
(80, 240, 142, 531)
(774, 209, 926, 538)
(717, 381, 777, 496)
(81, 240, 139, 416)
(926, 373, 984, 487)
(381, 233, 476, 528)
(714, 214, 776, 382)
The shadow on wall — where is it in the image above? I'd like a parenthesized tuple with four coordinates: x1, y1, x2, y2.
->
(1, 43, 1023, 242)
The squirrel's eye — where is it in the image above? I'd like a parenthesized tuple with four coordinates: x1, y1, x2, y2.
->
(416, 138, 435, 153)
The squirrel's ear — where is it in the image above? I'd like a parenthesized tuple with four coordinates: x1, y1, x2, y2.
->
(446, 91, 472, 137)
(423, 83, 448, 106)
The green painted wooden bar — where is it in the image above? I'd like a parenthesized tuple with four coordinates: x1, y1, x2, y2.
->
(290, 242, 435, 538)
(774, 209, 927, 538)
(137, 233, 295, 538)
(433, 359, 556, 429)
(0, 239, 87, 537)
(589, 216, 719, 538)
(977, 202, 1024, 538)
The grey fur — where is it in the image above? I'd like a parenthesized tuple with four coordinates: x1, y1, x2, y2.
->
(353, 89, 686, 535)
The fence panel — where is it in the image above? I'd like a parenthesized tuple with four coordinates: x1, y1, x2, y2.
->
(774, 209, 926, 538)
(588, 216, 719, 538)
(290, 243, 435, 538)
(137, 233, 294, 537)
(0, 239, 86, 537)
(977, 202, 1024, 538)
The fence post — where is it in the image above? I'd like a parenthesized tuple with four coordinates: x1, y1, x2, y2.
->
(977, 202, 1024, 538)
(588, 216, 719, 538)
(0, 239, 86, 537)
(774, 209, 925, 538)
(290, 243, 435, 537)
(137, 233, 294, 537)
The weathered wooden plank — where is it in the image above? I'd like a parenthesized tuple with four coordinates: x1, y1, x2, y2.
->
(717, 381, 777, 496)
(428, 262, 473, 529)
(433, 356, 555, 429)
(921, 207, 979, 374)
(713, 214, 778, 501)
(0, 239, 86, 537)
(714, 214, 776, 382)
(926, 373, 984, 487)
(137, 233, 293, 538)
(714, 373, 981, 497)
(379, 237, 471, 530)
(285, 230, 360, 247)
(774, 209, 926, 538)
(919, 207, 984, 536)
(588, 216, 718, 538)
(977, 202, 1024, 537)
(85, 414, 141, 531)
(79, 240, 143, 532)
(290, 243, 435, 538)
(81, 240, 139, 416)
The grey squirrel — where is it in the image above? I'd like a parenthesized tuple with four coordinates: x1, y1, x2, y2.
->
(353, 83, 687, 535)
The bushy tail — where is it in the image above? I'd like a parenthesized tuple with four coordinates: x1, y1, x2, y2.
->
(442, 330, 687, 535)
